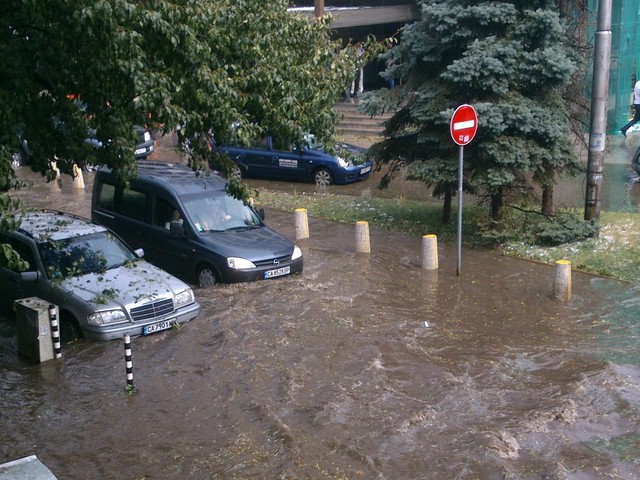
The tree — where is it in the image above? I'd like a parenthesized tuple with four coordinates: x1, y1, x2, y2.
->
(0, 0, 353, 268)
(360, 0, 583, 221)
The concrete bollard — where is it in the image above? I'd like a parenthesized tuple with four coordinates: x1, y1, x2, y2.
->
(295, 208, 309, 240)
(71, 164, 85, 189)
(421, 234, 438, 270)
(48, 304, 62, 359)
(124, 334, 134, 387)
(14, 297, 55, 363)
(50, 161, 61, 180)
(49, 161, 61, 190)
(355, 221, 370, 253)
(552, 260, 571, 301)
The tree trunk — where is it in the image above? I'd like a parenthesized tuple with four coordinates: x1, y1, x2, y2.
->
(541, 185, 554, 216)
(442, 188, 452, 224)
(490, 190, 503, 220)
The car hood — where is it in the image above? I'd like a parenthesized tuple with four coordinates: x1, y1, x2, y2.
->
(199, 225, 295, 261)
(310, 142, 369, 165)
(61, 261, 187, 308)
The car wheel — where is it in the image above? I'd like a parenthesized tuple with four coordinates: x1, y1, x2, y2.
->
(60, 314, 83, 343)
(11, 150, 23, 169)
(197, 265, 218, 288)
(231, 165, 244, 180)
(314, 168, 333, 186)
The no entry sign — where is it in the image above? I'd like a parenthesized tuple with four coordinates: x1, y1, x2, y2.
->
(450, 104, 478, 146)
(450, 104, 478, 276)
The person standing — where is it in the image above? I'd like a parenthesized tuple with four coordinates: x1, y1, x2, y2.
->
(621, 79, 640, 137)
(350, 42, 365, 97)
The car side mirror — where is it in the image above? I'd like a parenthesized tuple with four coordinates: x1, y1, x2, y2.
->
(169, 219, 184, 236)
(257, 208, 265, 220)
(134, 248, 145, 258)
(19, 271, 39, 282)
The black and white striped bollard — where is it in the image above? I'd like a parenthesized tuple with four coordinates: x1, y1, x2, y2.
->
(124, 334, 134, 387)
(48, 304, 62, 359)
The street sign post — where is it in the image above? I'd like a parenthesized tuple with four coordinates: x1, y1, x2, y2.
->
(450, 104, 478, 276)
(450, 104, 478, 146)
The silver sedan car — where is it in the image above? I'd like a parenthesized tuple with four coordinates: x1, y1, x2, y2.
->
(0, 211, 200, 341)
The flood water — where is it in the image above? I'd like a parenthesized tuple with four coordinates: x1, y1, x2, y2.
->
(2, 147, 640, 479)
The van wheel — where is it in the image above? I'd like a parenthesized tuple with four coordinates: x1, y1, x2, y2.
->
(60, 313, 83, 343)
(313, 168, 333, 186)
(197, 265, 218, 288)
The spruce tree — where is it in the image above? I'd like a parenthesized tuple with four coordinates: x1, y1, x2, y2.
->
(361, 0, 582, 221)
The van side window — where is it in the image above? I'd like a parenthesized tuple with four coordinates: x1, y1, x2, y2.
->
(120, 188, 147, 221)
(154, 197, 177, 229)
(98, 183, 116, 211)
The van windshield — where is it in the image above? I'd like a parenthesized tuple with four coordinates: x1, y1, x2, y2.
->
(182, 193, 261, 233)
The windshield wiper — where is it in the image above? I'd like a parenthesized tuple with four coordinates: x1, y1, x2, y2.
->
(227, 225, 260, 231)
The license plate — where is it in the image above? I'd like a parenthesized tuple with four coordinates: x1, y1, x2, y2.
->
(143, 320, 174, 335)
(360, 165, 371, 174)
(135, 147, 148, 155)
(264, 266, 290, 279)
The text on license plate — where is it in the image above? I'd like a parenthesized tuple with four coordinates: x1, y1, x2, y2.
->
(143, 320, 174, 335)
(264, 266, 290, 279)
(360, 165, 371, 174)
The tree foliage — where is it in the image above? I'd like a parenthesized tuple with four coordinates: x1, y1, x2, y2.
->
(1, 0, 353, 180)
(360, 0, 584, 221)
(0, 0, 353, 268)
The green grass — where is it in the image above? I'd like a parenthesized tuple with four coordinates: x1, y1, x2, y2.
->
(256, 189, 485, 242)
(502, 211, 640, 282)
(254, 190, 640, 283)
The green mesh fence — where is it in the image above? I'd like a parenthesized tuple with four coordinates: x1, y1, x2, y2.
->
(588, 0, 640, 133)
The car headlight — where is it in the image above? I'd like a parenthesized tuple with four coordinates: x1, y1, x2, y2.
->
(291, 245, 302, 260)
(88, 309, 128, 326)
(175, 288, 195, 308)
(336, 156, 349, 167)
(227, 257, 256, 269)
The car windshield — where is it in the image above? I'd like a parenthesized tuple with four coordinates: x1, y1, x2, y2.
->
(39, 231, 137, 279)
(182, 193, 261, 233)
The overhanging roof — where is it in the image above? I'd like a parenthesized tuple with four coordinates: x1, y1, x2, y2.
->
(292, 5, 419, 28)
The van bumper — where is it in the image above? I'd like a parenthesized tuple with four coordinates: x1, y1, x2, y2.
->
(222, 258, 303, 283)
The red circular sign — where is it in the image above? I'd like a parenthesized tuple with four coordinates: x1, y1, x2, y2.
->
(450, 104, 478, 146)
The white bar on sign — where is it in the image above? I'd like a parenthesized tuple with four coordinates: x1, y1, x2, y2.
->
(453, 120, 475, 131)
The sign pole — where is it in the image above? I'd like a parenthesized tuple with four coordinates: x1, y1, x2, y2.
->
(449, 104, 478, 277)
(456, 145, 463, 276)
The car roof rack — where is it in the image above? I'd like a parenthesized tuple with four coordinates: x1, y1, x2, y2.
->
(135, 161, 227, 187)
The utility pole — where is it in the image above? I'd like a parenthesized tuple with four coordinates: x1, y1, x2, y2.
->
(315, 0, 324, 18)
(584, 0, 612, 221)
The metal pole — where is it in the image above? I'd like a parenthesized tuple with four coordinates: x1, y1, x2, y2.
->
(456, 146, 463, 276)
(584, 0, 612, 221)
(124, 334, 134, 387)
(48, 304, 62, 359)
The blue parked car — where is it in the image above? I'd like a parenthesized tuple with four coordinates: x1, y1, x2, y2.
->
(217, 136, 372, 186)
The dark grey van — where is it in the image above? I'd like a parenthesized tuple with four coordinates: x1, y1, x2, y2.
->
(91, 162, 303, 287)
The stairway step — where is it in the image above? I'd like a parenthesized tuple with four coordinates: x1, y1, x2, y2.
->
(334, 101, 392, 137)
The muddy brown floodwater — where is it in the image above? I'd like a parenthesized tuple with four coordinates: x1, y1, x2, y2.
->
(2, 159, 640, 479)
